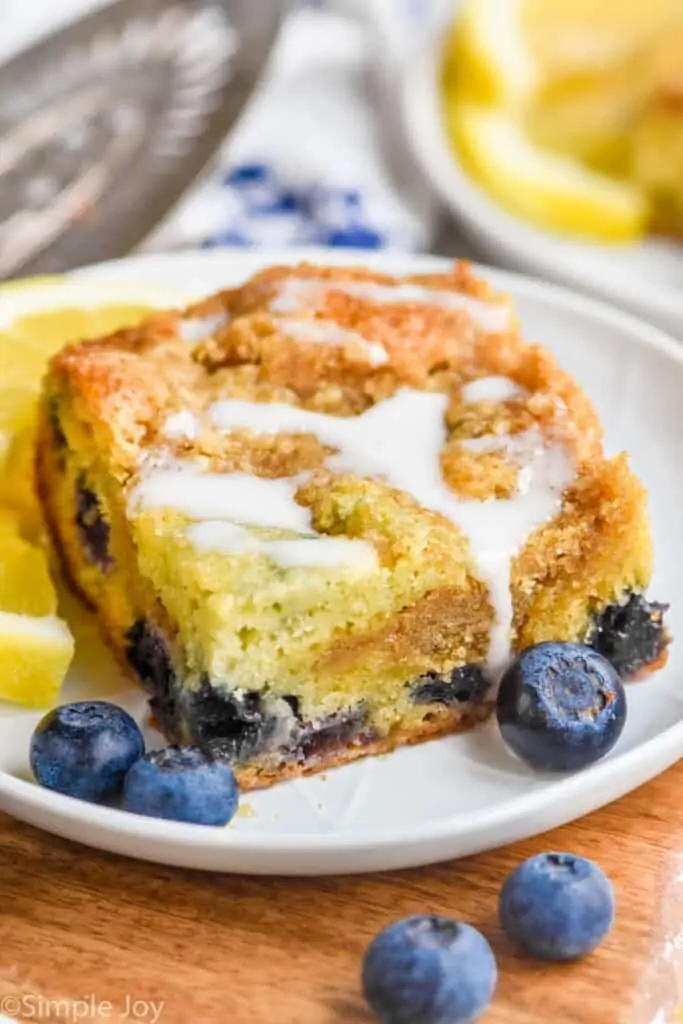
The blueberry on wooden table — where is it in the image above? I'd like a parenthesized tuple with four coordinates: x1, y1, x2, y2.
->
(123, 745, 239, 826)
(499, 852, 615, 961)
(30, 700, 144, 801)
(496, 642, 627, 771)
(362, 914, 497, 1024)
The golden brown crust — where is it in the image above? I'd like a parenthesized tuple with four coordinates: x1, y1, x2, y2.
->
(315, 586, 490, 680)
(234, 704, 493, 792)
(512, 453, 653, 649)
(46, 261, 597, 459)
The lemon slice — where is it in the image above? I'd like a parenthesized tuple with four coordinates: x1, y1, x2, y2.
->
(522, 0, 683, 81)
(0, 277, 176, 392)
(0, 275, 179, 708)
(0, 387, 36, 458)
(449, 102, 648, 242)
(0, 612, 74, 708)
(0, 276, 176, 329)
(452, 0, 683, 108)
(0, 425, 43, 540)
(0, 535, 56, 616)
(0, 507, 22, 538)
(0, 275, 177, 535)
(448, 0, 539, 109)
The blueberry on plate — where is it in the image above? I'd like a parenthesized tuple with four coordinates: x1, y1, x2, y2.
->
(496, 642, 626, 771)
(362, 914, 497, 1024)
(122, 745, 239, 826)
(499, 852, 615, 961)
(30, 700, 144, 801)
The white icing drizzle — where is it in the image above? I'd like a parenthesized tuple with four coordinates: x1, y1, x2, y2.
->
(177, 312, 229, 344)
(270, 276, 512, 333)
(186, 521, 259, 553)
(459, 435, 507, 454)
(130, 470, 311, 532)
(459, 429, 539, 460)
(132, 389, 573, 675)
(461, 376, 522, 403)
(204, 391, 572, 675)
(162, 410, 199, 440)
(186, 520, 378, 571)
(273, 317, 388, 367)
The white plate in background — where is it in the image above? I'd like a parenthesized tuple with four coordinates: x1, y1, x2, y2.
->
(401, 30, 683, 340)
(0, 248, 681, 875)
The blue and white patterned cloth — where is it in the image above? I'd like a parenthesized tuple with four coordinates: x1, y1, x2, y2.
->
(148, 1, 447, 254)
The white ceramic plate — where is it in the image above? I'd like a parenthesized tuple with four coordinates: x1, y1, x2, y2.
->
(402, 28, 683, 339)
(0, 248, 681, 876)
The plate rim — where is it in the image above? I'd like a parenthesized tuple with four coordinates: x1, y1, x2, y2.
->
(1, 246, 682, 864)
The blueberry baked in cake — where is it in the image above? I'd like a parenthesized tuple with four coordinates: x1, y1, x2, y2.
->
(36, 261, 669, 790)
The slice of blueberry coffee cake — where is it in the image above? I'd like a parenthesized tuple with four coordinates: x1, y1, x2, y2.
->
(36, 261, 669, 790)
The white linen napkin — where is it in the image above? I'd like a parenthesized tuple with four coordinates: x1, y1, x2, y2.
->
(148, 0, 446, 254)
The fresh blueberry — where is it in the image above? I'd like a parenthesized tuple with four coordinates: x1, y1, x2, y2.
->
(75, 479, 113, 571)
(122, 746, 239, 826)
(297, 705, 368, 761)
(187, 682, 266, 764)
(30, 700, 144, 801)
(47, 399, 67, 450)
(362, 915, 497, 1024)
(499, 852, 615, 961)
(589, 593, 669, 678)
(125, 619, 178, 733)
(496, 642, 626, 771)
(411, 665, 489, 706)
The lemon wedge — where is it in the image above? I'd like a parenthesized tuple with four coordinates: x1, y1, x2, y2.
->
(0, 508, 72, 708)
(449, 0, 539, 109)
(452, 0, 683, 108)
(448, 0, 683, 178)
(0, 534, 57, 616)
(0, 275, 176, 536)
(0, 275, 178, 708)
(448, 102, 648, 242)
(0, 426, 43, 540)
(0, 279, 174, 392)
(0, 507, 22, 538)
(522, 0, 683, 82)
(0, 276, 175, 330)
(0, 612, 74, 708)
(0, 500, 70, 706)
(0, 387, 36, 463)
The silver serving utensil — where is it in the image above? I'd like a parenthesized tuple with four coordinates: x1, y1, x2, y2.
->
(0, 0, 284, 279)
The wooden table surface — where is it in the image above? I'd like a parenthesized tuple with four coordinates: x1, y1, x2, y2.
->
(1, 759, 683, 1024)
